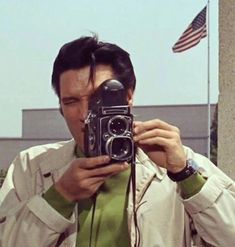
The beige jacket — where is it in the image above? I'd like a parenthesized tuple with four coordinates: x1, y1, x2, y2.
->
(0, 140, 234, 247)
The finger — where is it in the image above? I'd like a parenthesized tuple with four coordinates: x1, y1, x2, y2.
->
(133, 121, 142, 127)
(134, 128, 173, 142)
(85, 169, 125, 188)
(89, 182, 105, 195)
(88, 162, 129, 177)
(88, 173, 117, 186)
(79, 179, 105, 197)
(134, 119, 176, 134)
(82, 176, 106, 186)
(78, 155, 110, 169)
(104, 167, 130, 178)
(138, 136, 181, 149)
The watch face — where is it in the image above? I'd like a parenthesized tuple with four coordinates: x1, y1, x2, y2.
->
(187, 159, 199, 171)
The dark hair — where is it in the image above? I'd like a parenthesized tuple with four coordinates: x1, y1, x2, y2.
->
(51, 35, 136, 97)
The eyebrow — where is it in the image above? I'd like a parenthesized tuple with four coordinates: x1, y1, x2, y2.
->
(61, 94, 91, 102)
(61, 96, 79, 102)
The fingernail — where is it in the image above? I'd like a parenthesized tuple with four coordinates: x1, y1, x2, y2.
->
(134, 127, 139, 134)
(123, 162, 129, 168)
(103, 155, 110, 162)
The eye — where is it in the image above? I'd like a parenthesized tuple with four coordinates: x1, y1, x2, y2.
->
(62, 97, 80, 105)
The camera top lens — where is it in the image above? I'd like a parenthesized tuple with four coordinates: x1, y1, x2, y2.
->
(108, 116, 128, 135)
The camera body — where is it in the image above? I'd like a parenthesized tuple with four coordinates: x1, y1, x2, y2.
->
(84, 79, 134, 162)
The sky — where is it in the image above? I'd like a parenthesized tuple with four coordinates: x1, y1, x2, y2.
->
(0, 0, 218, 137)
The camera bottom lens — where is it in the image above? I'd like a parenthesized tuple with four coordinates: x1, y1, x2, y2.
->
(106, 136, 133, 161)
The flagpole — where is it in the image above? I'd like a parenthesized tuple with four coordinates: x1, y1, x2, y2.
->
(207, 0, 211, 159)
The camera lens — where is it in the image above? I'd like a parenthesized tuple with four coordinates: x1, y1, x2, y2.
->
(106, 136, 133, 161)
(108, 116, 128, 135)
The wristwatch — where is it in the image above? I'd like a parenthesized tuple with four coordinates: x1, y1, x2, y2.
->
(167, 159, 199, 182)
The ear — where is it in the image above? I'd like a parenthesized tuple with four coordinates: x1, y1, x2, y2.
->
(126, 89, 134, 106)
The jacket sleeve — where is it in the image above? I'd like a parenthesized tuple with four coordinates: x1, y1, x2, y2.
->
(182, 150, 235, 247)
(0, 152, 75, 247)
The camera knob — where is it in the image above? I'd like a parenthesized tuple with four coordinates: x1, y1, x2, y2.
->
(103, 133, 110, 141)
(126, 132, 131, 137)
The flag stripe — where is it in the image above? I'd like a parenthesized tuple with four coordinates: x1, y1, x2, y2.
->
(172, 6, 207, 53)
(173, 35, 205, 52)
(173, 32, 207, 52)
(174, 25, 205, 45)
(179, 26, 193, 38)
(173, 26, 207, 51)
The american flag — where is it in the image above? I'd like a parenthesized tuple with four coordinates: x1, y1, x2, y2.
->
(172, 6, 207, 53)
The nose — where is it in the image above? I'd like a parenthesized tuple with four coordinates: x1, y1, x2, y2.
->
(79, 100, 89, 122)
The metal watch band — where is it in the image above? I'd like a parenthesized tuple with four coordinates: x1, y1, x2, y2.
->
(167, 159, 199, 182)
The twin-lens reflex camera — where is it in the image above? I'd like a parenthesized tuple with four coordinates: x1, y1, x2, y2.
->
(84, 79, 134, 162)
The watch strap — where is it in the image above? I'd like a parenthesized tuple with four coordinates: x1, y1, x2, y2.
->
(167, 159, 199, 182)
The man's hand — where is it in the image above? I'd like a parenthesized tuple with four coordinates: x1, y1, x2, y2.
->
(55, 155, 129, 202)
(133, 119, 186, 173)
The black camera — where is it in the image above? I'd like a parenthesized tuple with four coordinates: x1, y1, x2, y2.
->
(84, 79, 134, 162)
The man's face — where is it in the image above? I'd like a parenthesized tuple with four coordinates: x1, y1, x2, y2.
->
(59, 65, 133, 151)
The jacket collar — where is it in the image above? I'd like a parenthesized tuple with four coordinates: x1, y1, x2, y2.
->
(130, 148, 166, 204)
(38, 139, 76, 175)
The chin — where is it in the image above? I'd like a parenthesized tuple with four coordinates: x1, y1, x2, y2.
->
(70, 129, 83, 150)
(74, 138, 84, 152)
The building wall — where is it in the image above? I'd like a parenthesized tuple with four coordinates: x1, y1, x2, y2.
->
(22, 109, 71, 139)
(218, 0, 235, 179)
(0, 104, 216, 170)
(0, 138, 66, 169)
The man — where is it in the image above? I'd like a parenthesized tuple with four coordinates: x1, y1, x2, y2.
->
(0, 35, 235, 247)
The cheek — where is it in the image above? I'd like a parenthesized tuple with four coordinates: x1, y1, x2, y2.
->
(62, 106, 82, 121)
(62, 110, 84, 135)
(62, 108, 84, 138)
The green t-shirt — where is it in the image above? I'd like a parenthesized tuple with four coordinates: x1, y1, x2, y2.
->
(43, 145, 131, 247)
(76, 168, 131, 247)
(43, 146, 206, 246)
